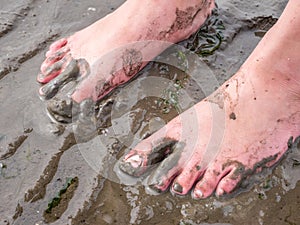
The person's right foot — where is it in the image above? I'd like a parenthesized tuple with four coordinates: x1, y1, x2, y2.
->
(119, 0, 300, 198)
(37, 0, 215, 118)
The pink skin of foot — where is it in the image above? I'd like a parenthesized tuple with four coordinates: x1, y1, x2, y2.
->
(37, 0, 215, 103)
(120, 0, 300, 198)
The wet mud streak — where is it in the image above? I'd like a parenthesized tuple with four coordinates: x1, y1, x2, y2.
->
(24, 133, 76, 202)
(19, 35, 60, 64)
(0, 34, 58, 80)
(0, 3, 32, 38)
(12, 203, 23, 220)
(24, 152, 63, 202)
(71, 175, 106, 224)
(0, 128, 32, 160)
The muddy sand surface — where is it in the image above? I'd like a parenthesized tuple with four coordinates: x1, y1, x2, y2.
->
(0, 0, 299, 224)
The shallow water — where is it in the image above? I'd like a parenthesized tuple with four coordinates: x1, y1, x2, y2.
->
(0, 0, 299, 225)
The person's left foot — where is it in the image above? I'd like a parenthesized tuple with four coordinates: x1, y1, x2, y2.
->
(37, 0, 215, 122)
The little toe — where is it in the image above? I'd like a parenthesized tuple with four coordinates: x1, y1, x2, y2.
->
(47, 38, 68, 55)
(215, 164, 245, 196)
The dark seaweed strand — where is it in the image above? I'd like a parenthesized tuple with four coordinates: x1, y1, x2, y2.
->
(185, 8, 225, 57)
(45, 177, 78, 214)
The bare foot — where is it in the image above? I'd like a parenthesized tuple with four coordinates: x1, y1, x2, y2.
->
(37, 0, 215, 118)
(120, 0, 300, 198)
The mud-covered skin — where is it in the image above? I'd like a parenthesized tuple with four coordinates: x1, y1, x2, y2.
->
(39, 59, 79, 100)
(147, 143, 185, 192)
(121, 48, 143, 78)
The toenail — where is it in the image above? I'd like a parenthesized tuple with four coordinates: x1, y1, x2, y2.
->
(126, 155, 142, 168)
(193, 189, 203, 198)
(173, 183, 183, 193)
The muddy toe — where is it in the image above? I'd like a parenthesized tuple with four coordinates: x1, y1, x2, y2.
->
(47, 38, 68, 56)
(39, 59, 79, 100)
(119, 138, 178, 177)
(146, 145, 185, 192)
(171, 163, 205, 195)
(39, 50, 72, 84)
(47, 96, 79, 123)
(192, 161, 245, 199)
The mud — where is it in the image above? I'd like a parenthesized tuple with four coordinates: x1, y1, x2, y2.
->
(0, 0, 299, 225)
(40, 59, 80, 100)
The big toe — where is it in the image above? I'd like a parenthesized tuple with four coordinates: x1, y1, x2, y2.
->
(120, 119, 182, 177)
(119, 137, 178, 177)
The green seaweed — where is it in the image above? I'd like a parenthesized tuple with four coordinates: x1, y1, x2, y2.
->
(185, 8, 225, 57)
(45, 177, 77, 214)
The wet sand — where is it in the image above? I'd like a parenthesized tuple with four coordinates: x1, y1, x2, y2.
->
(0, 0, 299, 225)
